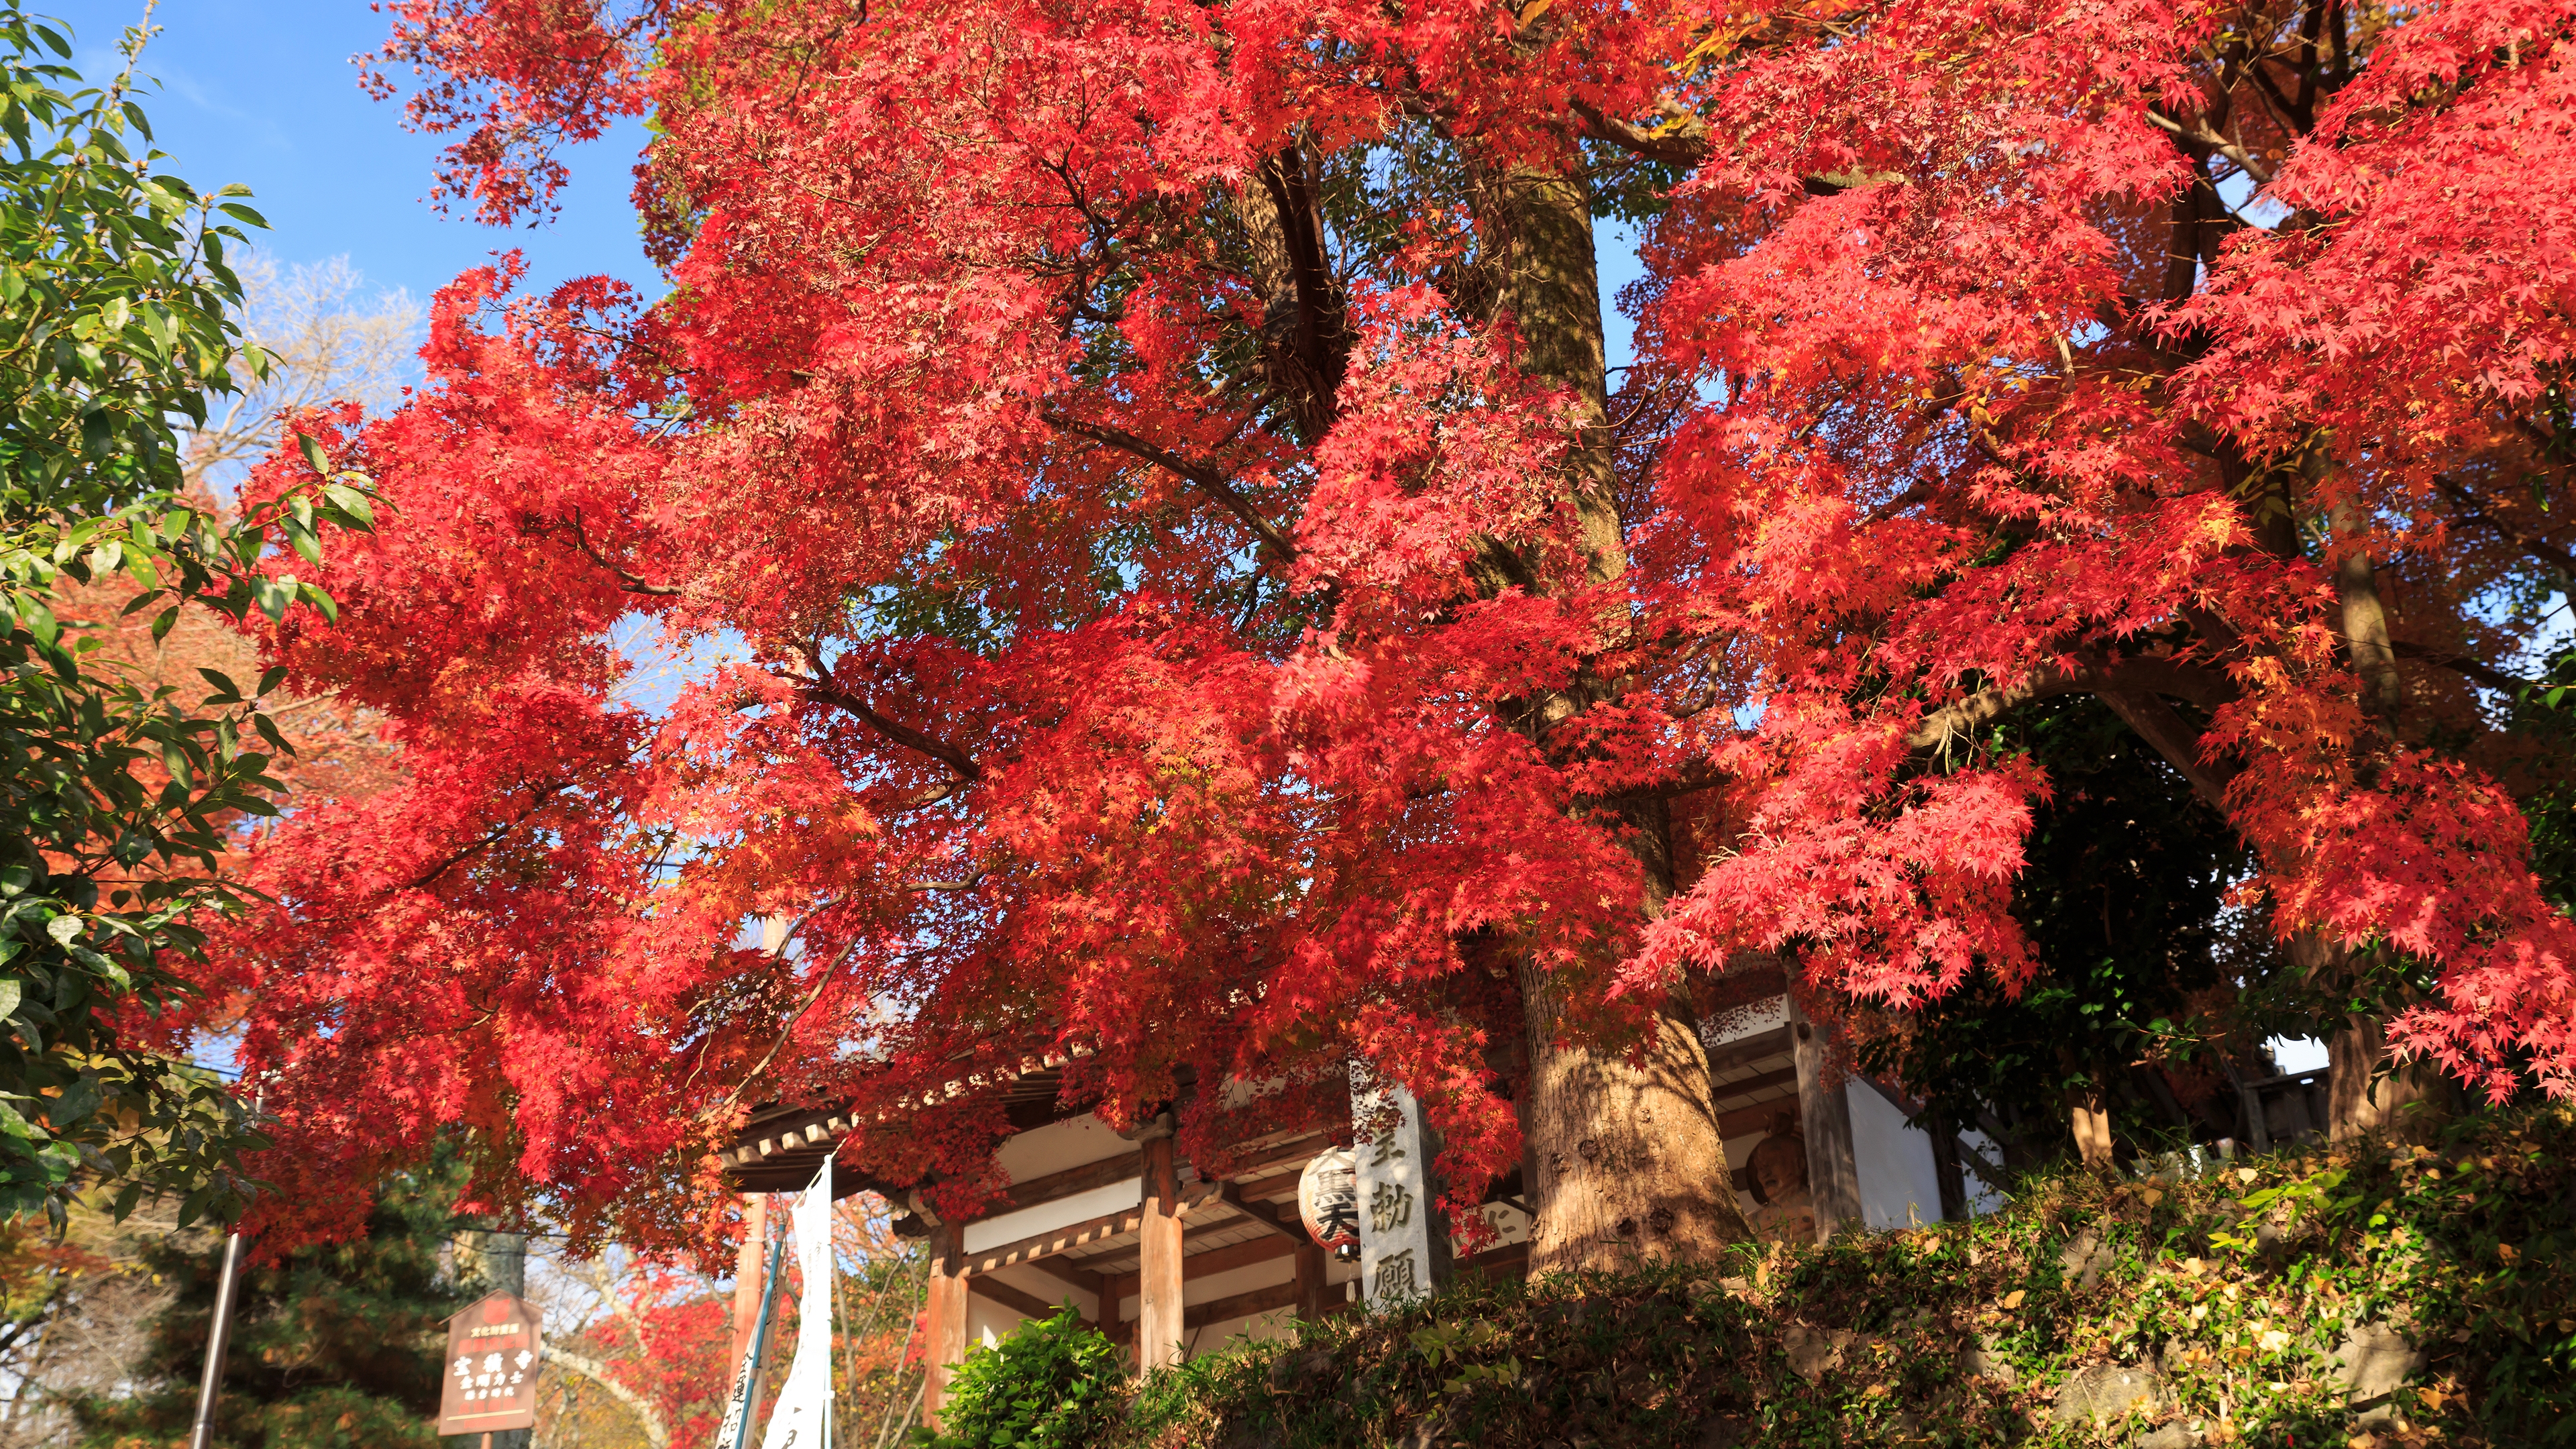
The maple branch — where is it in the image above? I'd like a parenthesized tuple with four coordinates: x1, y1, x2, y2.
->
(724, 936, 865, 1110)
(543, 1343, 672, 1449)
(2142, 107, 2275, 186)
(2389, 640, 2535, 697)
(540, 508, 682, 596)
(2096, 688, 2239, 810)
(2432, 474, 2576, 579)
(796, 652, 983, 782)
(1038, 409, 1299, 561)
(1572, 99, 1849, 197)
(1570, 99, 1711, 168)
(405, 782, 576, 893)
(1902, 658, 2234, 754)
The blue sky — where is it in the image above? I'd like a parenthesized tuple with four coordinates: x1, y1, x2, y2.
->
(54, 0, 657, 307)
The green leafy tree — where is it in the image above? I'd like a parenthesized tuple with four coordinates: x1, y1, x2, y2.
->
(0, 3, 372, 1227)
(1860, 697, 2253, 1161)
(68, 1157, 468, 1449)
(924, 1305, 1122, 1449)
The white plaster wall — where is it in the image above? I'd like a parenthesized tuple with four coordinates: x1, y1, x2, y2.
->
(1708, 995, 1789, 1044)
(1181, 1255, 1297, 1309)
(961, 1179, 1142, 1254)
(1458, 1201, 1528, 1248)
(1191, 1307, 1295, 1356)
(984, 1261, 1095, 1321)
(1845, 1081, 1942, 1230)
(995, 1114, 1131, 1181)
(967, 1294, 1020, 1350)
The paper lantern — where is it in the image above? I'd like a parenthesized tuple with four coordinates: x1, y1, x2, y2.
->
(1297, 1147, 1360, 1259)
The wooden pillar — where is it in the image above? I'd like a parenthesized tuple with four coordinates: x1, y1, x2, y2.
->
(1135, 1136, 1185, 1371)
(727, 1195, 767, 1373)
(1926, 1107, 1967, 1223)
(1788, 994, 1863, 1242)
(1293, 1240, 1328, 1320)
(921, 1223, 970, 1431)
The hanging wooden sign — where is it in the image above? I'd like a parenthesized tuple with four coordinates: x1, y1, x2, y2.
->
(435, 1291, 543, 1438)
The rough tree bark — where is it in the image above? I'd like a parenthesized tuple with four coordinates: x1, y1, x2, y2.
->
(1496, 160, 1756, 1273)
(2314, 493, 2448, 1141)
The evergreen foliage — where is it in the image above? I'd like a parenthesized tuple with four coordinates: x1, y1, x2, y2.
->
(1860, 696, 2255, 1159)
(0, 0, 372, 1227)
(68, 1159, 468, 1449)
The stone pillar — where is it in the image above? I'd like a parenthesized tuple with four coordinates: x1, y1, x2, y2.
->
(1135, 1136, 1186, 1370)
(1354, 1082, 1441, 1307)
(1787, 995, 1862, 1242)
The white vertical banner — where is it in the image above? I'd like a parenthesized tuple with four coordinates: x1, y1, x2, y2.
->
(1352, 1079, 1434, 1309)
(758, 1158, 835, 1449)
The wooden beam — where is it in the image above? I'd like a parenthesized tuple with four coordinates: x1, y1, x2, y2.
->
(922, 1224, 969, 1432)
(969, 1273, 1087, 1326)
(1179, 1279, 1301, 1332)
(1230, 1167, 1302, 1203)
(1788, 995, 1863, 1243)
(1102, 1232, 1301, 1320)
(1715, 1096, 1801, 1140)
(1455, 1241, 1528, 1281)
(1703, 1023, 1793, 1079)
(1121, 1276, 1306, 1333)
(992, 1151, 1144, 1215)
(957, 1179, 1222, 1278)
(1210, 1131, 1330, 1180)
(1707, 1064, 1801, 1105)
(1137, 1136, 1185, 1370)
(1294, 1240, 1327, 1320)
(1021, 1253, 1106, 1299)
(1218, 1184, 1303, 1240)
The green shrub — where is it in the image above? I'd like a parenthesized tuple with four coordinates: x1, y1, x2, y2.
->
(1098, 1104, 2575, 1447)
(927, 1303, 1124, 1449)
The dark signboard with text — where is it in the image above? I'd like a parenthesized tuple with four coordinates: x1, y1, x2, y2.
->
(435, 1291, 543, 1438)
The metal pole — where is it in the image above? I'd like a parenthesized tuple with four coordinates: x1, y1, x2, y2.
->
(185, 1222, 250, 1449)
(733, 1229, 790, 1449)
(187, 1086, 266, 1449)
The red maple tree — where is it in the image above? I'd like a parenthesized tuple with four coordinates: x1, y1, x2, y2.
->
(203, 0, 2575, 1264)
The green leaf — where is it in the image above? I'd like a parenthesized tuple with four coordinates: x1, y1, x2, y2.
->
(215, 201, 269, 229)
(296, 432, 329, 476)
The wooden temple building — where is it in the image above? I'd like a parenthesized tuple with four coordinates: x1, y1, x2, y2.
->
(717, 981, 2006, 1426)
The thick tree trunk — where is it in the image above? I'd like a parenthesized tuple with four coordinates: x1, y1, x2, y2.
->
(1497, 161, 1754, 1273)
(2312, 501, 2447, 1141)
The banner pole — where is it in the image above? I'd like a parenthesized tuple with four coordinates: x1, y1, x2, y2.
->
(733, 1223, 790, 1449)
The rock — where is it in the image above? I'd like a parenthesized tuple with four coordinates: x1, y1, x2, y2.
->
(2052, 1364, 2169, 1426)
(2331, 1322, 2426, 1423)
(2059, 1230, 2113, 1291)
(1960, 1333, 2018, 1384)
(2136, 1422, 2200, 1448)
(1782, 1324, 1849, 1383)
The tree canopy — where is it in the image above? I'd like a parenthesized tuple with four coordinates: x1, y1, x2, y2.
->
(201, 0, 2576, 1255)
(0, 0, 374, 1228)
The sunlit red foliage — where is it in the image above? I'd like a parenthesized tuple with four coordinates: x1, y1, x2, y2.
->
(195, 0, 2576, 1249)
